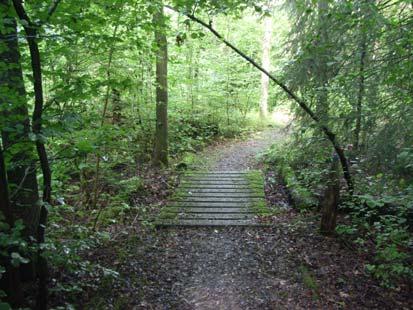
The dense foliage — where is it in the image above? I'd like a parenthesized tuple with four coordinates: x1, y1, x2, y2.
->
(0, 0, 411, 308)
(264, 0, 412, 286)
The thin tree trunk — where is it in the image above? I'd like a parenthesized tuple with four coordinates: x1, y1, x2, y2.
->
(111, 88, 122, 125)
(354, 15, 367, 151)
(153, 5, 169, 167)
(315, 0, 330, 125)
(260, 15, 272, 119)
(12, 1, 61, 308)
(320, 154, 340, 235)
(354, 40, 366, 151)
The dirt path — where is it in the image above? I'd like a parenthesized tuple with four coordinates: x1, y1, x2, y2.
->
(136, 128, 301, 309)
(121, 128, 409, 310)
(186, 128, 284, 172)
(74, 128, 411, 309)
(208, 129, 283, 171)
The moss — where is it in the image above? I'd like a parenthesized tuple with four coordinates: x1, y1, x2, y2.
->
(245, 170, 264, 191)
(245, 170, 272, 215)
(250, 199, 271, 215)
(279, 164, 318, 209)
(158, 209, 178, 220)
(169, 178, 192, 200)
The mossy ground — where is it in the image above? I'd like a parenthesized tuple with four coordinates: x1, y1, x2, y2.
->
(245, 170, 273, 216)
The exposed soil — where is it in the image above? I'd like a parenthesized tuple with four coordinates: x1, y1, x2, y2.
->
(52, 128, 412, 309)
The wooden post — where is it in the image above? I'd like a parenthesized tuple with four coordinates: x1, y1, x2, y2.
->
(320, 152, 341, 235)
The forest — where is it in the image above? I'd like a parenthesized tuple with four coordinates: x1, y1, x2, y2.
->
(0, 0, 412, 309)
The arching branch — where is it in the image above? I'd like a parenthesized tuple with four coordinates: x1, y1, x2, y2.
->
(166, 5, 353, 192)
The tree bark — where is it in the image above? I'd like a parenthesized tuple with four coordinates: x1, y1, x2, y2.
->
(0, 0, 40, 242)
(0, 146, 23, 308)
(320, 154, 340, 235)
(260, 15, 272, 119)
(354, 38, 366, 151)
(354, 3, 368, 151)
(153, 5, 169, 167)
(12, 0, 60, 308)
(111, 88, 123, 124)
(315, 0, 330, 126)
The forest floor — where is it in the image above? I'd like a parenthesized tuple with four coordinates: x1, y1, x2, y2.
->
(54, 127, 412, 309)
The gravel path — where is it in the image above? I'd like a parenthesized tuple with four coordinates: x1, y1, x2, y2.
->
(129, 223, 409, 309)
(208, 128, 283, 171)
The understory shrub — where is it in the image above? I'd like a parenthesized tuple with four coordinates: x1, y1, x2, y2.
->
(264, 135, 413, 287)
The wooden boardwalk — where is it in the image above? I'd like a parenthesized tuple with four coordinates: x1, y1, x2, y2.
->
(156, 170, 268, 226)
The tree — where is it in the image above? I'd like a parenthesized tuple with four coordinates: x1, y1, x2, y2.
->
(153, 4, 169, 167)
(168, 5, 354, 191)
(11, 0, 61, 307)
(0, 0, 40, 246)
(320, 154, 340, 235)
(259, 12, 272, 118)
(353, 0, 370, 151)
(0, 144, 23, 308)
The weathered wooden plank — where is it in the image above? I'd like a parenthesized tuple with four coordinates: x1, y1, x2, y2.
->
(181, 181, 250, 185)
(180, 188, 255, 194)
(182, 193, 264, 198)
(171, 197, 263, 203)
(168, 202, 252, 209)
(167, 202, 252, 207)
(183, 176, 248, 179)
(185, 171, 248, 175)
(184, 178, 247, 182)
(180, 185, 254, 190)
(157, 169, 268, 226)
(159, 213, 254, 220)
(163, 207, 253, 213)
(183, 174, 247, 179)
(156, 219, 259, 226)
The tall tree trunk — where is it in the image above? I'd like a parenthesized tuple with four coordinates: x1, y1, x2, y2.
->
(153, 5, 169, 167)
(354, 2, 368, 151)
(260, 15, 272, 119)
(0, 145, 23, 308)
(315, 0, 330, 125)
(0, 0, 40, 243)
(354, 38, 366, 151)
(12, 0, 61, 307)
(111, 88, 122, 125)
(0, 0, 41, 285)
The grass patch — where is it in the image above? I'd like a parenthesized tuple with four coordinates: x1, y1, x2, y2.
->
(245, 170, 265, 193)
(298, 265, 319, 299)
(245, 170, 272, 215)
(158, 208, 178, 220)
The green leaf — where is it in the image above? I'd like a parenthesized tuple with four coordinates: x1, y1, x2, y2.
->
(10, 252, 29, 267)
(0, 302, 12, 310)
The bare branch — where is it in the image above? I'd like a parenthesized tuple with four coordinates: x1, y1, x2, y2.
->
(44, 0, 62, 25)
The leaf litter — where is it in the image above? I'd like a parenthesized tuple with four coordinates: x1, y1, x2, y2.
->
(50, 129, 412, 309)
